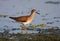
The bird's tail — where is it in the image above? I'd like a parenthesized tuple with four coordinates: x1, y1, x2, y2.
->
(9, 17, 17, 20)
(9, 17, 15, 19)
(9, 17, 13, 19)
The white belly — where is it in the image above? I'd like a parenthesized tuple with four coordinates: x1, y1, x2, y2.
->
(23, 20, 32, 25)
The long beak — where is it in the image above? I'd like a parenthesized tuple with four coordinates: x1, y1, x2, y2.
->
(36, 12, 40, 15)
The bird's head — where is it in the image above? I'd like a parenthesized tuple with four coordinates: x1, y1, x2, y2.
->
(31, 9, 40, 15)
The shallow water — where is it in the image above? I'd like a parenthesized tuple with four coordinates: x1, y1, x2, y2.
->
(0, 0, 60, 33)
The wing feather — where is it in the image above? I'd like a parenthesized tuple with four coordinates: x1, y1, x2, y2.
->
(9, 16, 29, 22)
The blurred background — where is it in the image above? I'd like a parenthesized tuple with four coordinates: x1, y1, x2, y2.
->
(0, 0, 60, 41)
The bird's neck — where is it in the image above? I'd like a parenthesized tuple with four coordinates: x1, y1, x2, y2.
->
(30, 12, 36, 18)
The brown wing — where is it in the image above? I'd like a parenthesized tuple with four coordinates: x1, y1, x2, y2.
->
(9, 16, 29, 22)
(17, 16, 28, 22)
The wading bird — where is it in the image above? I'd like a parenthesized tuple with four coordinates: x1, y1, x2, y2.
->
(9, 9, 40, 29)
